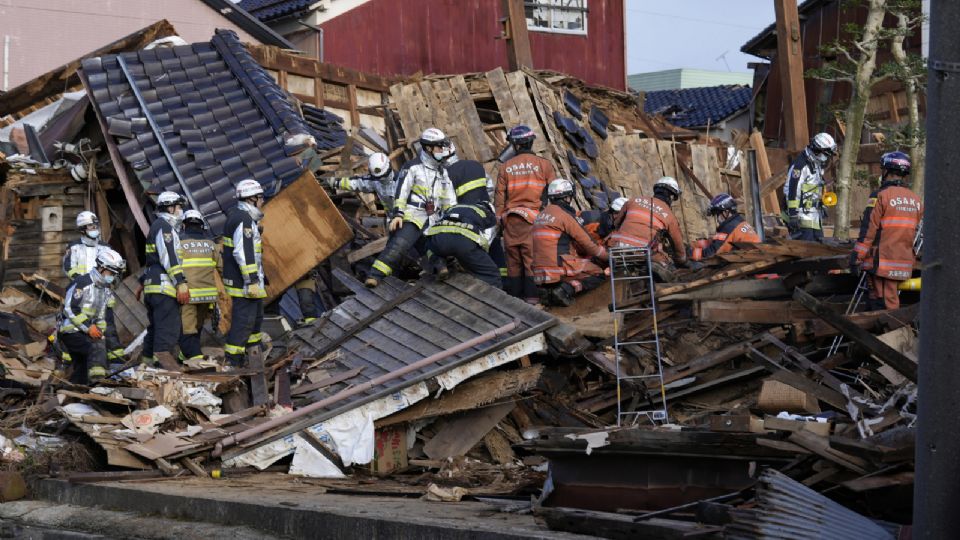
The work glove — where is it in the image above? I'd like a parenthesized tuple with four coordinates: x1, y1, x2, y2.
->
(389, 217, 404, 232)
(245, 283, 264, 298)
(88, 325, 103, 340)
(176, 283, 191, 305)
(849, 253, 862, 276)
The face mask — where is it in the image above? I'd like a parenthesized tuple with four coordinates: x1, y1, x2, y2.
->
(86, 229, 100, 240)
(432, 151, 448, 162)
(103, 274, 115, 285)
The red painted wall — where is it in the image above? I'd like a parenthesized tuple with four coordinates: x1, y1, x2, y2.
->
(315, 0, 626, 90)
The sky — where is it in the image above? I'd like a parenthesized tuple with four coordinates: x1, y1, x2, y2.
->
(625, 1, 777, 75)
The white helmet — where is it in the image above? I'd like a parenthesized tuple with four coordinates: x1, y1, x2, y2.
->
(368, 153, 391, 178)
(547, 178, 575, 199)
(610, 197, 629, 213)
(419, 127, 449, 148)
(76, 211, 99, 229)
(157, 191, 185, 208)
(654, 176, 681, 199)
(808, 132, 837, 162)
(183, 209, 204, 225)
(236, 179, 264, 200)
(95, 248, 126, 275)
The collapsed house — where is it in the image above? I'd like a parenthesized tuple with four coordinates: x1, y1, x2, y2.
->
(0, 19, 919, 539)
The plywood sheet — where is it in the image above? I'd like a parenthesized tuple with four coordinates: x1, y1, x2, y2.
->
(261, 172, 353, 302)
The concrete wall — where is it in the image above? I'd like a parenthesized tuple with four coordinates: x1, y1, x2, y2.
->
(0, 0, 263, 90)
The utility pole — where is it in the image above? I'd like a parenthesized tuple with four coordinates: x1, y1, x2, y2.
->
(500, 0, 534, 71)
(773, 0, 809, 151)
(916, 0, 960, 537)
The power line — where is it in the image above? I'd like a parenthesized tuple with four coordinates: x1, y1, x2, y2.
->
(626, 8, 764, 31)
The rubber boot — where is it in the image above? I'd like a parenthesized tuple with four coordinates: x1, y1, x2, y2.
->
(155, 351, 181, 372)
(547, 284, 575, 307)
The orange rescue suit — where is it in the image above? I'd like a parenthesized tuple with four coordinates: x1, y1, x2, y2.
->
(853, 184, 922, 280)
(532, 203, 607, 285)
(691, 214, 761, 260)
(607, 196, 687, 264)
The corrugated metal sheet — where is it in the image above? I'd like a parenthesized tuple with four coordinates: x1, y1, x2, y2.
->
(81, 29, 344, 234)
(726, 468, 894, 540)
(222, 271, 556, 459)
(282, 269, 555, 408)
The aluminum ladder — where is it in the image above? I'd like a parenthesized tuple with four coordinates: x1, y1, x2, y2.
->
(608, 245, 668, 426)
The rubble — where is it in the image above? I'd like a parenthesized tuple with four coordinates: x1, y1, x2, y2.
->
(0, 19, 919, 540)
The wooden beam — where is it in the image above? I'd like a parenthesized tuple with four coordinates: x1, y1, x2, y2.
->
(773, 0, 809, 152)
(695, 299, 813, 324)
(500, 0, 534, 71)
(792, 288, 917, 382)
(750, 130, 780, 214)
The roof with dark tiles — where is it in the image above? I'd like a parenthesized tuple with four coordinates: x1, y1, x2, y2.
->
(238, 0, 315, 22)
(82, 29, 345, 235)
(643, 85, 752, 129)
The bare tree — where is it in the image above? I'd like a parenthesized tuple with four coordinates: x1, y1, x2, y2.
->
(807, 0, 888, 239)
(887, 1, 926, 196)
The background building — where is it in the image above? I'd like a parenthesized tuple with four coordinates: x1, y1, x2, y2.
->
(628, 69, 752, 93)
(239, 0, 627, 90)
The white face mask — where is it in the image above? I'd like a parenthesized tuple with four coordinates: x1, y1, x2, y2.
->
(103, 274, 115, 285)
(86, 228, 100, 240)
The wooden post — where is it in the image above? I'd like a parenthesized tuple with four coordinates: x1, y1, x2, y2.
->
(501, 0, 534, 71)
(773, 0, 809, 152)
(750, 130, 780, 214)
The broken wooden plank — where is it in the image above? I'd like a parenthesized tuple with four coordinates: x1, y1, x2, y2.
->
(292, 367, 364, 397)
(787, 430, 868, 474)
(654, 257, 792, 301)
(423, 402, 515, 460)
(695, 300, 813, 324)
(792, 287, 917, 382)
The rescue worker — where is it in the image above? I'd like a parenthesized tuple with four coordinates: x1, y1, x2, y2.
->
(57, 249, 125, 384)
(366, 128, 456, 288)
(325, 152, 398, 213)
(607, 177, 691, 273)
(445, 146, 506, 283)
(690, 193, 761, 261)
(785, 132, 837, 241)
(177, 210, 219, 363)
(851, 151, 922, 310)
(495, 125, 557, 304)
(425, 165, 500, 287)
(579, 199, 620, 245)
(532, 179, 608, 306)
(62, 211, 105, 279)
(142, 191, 189, 371)
(222, 179, 267, 368)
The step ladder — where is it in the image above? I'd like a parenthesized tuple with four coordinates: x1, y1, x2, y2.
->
(608, 245, 668, 426)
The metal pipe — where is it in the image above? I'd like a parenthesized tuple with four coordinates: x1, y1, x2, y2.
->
(213, 319, 520, 457)
(916, 1, 960, 537)
(116, 56, 202, 216)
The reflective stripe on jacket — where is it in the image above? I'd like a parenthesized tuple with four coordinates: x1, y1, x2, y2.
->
(179, 230, 219, 303)
(495, 152, 556, 220)
(62, 239, 104, 279)
(143, 213, 185, 297)
(691, 214, 761, 261)
(394, 151, 456, 229)
(59, 273, 120, 351)
(607, 196, 687, 264)
(532, 203, 607, 284)
(221, 204, 265, 298)
(854, 184, 922, 280)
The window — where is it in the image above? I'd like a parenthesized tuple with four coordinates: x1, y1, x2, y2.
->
(525, 0, 588, 35)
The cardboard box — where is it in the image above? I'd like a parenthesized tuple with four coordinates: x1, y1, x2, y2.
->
(371, 426, 408, 476)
